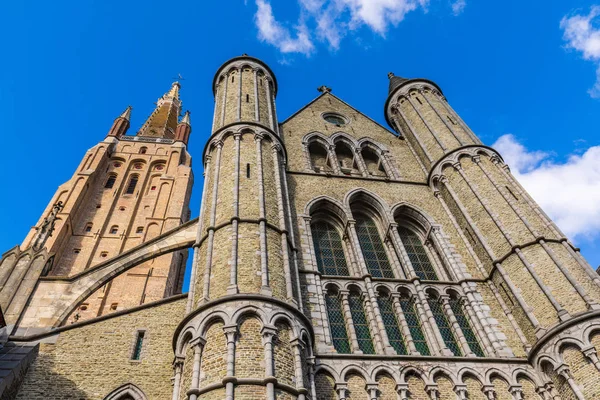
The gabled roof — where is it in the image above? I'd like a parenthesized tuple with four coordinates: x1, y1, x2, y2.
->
(280, 91, 398, 136)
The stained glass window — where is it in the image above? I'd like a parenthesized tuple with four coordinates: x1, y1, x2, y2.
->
(428, 296, 462, 356)
(325, 292, 351, 354)
(377, 295, 407, 355)
(132, 331, 145, 360)
(450, 297, 484, 357)
(355, 216, 394, 278)
(348, 292, 375, 354)
(398, 227, 438, 281)
(399, 295, 430, 356)
(312, 221, 349, 276)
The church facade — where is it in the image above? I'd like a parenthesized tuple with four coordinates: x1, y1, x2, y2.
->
(1, 55, 599, 399)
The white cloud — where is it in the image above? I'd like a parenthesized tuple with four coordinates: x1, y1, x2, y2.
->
(493, 134, 600, 242)
(451, 0, 466, 16)
(252, 0, 436, 54)
(561, 6, 600, 98)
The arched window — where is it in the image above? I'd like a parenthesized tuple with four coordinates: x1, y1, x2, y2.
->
(85, 223, 93, 233)
(377, 292, 407, 355)
(348, 291, 375, 354)
(449, 295, 484, 356)
(105, 174, 117, 189)
(355, 215, 394, 278)
(308, 141, 331, 173)
(334, 141, 359, 175)
(427, 294, 461, 356)
(125, 174, 138, 195)
(311, 221, 349, 276)
(361, 147, 387, 177)
(109, 225, 119, 234)
(398, 226, 438, 281)
(325, 289, 351, 354)
(139, 147, 147, 154)
(399, 293, 430, 355)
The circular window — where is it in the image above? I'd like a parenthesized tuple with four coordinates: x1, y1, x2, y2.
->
(113, 162, 122, 168)
(134, 163, 143, 170)
(155, 164, 165, 171)
(323, 113, 347, 126)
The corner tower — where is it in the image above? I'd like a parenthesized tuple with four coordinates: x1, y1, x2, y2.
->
(173, 56, 312, 400)
(385, 73, 600, 345)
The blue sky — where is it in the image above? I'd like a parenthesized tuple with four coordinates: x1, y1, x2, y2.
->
(2, 0, 600, 289)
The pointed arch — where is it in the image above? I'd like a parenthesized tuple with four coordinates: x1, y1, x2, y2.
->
(103, 383, 147, 400)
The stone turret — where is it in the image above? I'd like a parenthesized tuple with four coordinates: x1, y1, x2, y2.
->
(174, 55, 312, 400)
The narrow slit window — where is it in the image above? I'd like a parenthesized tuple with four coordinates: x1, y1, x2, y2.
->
(125, 175, 138, 195)
(246, 94, 250, 103)
(132, 331, 145, 360)
(447, 115, 457, 125)
(105, 174, 117, 189)
(246, 163, 251, 178)
(416, 97, 423, 105)
(136, 226, 144, 234)
(506, 186, 519, 201)
(232, 76, 235, 83)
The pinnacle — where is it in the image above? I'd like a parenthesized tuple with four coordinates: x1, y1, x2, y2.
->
(119, 105, 132, 121)
(180, 110, 191, 126)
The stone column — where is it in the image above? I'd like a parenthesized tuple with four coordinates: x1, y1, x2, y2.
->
(188, 337, 206, 400)
(223, 325, 238, 400)
(454, 384, 468, 400)
(262, 325, 278, 400)
(583, 346, 600, 372)
(171, 357, 185, 400)
(266, 77, 276, 131)
(365, 278, 393, 354)
(346, 220, 369, 277)
(394, 100, 434, 164)
(228, 133, 242, 294)
(433, 91, 482, 144)
(391, 293, 418, 354)
(291, 338, 307, 400)
(536, 385, 554, 400)
(353, 147, 369, 177)
(388, 224, 417, 278)
(336, 383, 348, 400)
(237, 67, 242, 121)
(426, 384, 440, 400)
(421, 88, 466, 146)
(440, 295, 475, 357)
(220, 71, 229, 127)
(396, 383, 409, 400)
(509, 385, 524, 400)
(482, 385, 495, 400)
(340, 290, 362, 354)
(328, 145, 342, 174)
(556, 365, 585, 400)
(255, 134, 271, 294)
(307, 356, 317, 400)
(253, 68, 260, 121)
(366, 383, 378, 400)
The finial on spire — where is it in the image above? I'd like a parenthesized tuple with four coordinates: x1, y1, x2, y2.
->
(119, 105, 132, 121)
(317, 85, 332, 93)
(180, 110, 191, 126)
(166, 81, 181, 99)
(388, 72, 395, 79)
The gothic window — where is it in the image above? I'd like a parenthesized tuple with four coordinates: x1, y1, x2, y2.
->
(325, 289, 351, 354)
(377, 292, 407, 355)
(348, 291, 375, 354)
(125, 175, 138, 195)
(355, 215, 394, 278)
(427, 294, 462, 356)
(334, 141, 358, 175)
(449, 295, 484, 357)
(399, 293, 430, 355)
(361, 147, 387, 177)
(308, 141, 331, 173)
(131, 331, 145, 360)
(311, 221, 349, 276)
(398, 227, 438, 281)
(105, 174, 117, 189)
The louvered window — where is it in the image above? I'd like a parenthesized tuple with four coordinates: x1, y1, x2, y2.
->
(348, 293, 375, 354)
(450, 297, 484, 357)
(125, 175, 138, 195)
(325, 293, 351, 354)
(398, 227, 438, 281)
(428, 297, 462, 356)
(399, 295, 430, 355)
(377, 295, 407, 355)
(311, 221, 349, 276)
(355, 216, 394, 278)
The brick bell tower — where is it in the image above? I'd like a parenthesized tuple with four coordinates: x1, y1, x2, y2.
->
(11, 82, 194, 324)
(172, 55, 313, 400)
(385, 73, 600, 373)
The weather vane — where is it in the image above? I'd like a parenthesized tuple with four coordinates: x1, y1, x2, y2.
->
(173, 73, 185, 81)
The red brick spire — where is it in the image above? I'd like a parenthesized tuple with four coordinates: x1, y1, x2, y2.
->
(136, 81, 181, 139)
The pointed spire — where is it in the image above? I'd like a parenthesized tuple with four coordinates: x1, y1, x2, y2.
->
(180, 110, 191, 126)
(136, 82, 182, 139)
(119, 105, 132, 121)
(388, 72, 409, 94)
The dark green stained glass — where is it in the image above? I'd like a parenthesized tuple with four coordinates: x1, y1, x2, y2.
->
(355, 216, 394, 278)
(428, 297, 462, 356)
(398, 227, 438, 281)
(325, 293, 351, 354)
(312, 222, 350, 276)
(377, 296, 407, 355)
(450, 297, 485, 357)
(348, 293, 375, 354)
(399, 296, 430, 355)
(132, 331, 145, 360)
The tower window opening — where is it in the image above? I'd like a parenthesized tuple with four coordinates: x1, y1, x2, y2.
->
(85, 223, 93, 233)
(119, 206, 126, 211)
(246, 163, 251, 178)
(96, 204, 101, 209)
(110, 302, 118, 311)
(125, 175, 139, 195)
(506, 186, 519, 201)
(447, 116, 457, 125)
(500, 283, 515, 306)
(105, 174, 117, 189)
(415, 97, 423, 105)
(151, 186, 157, 191)
(246, 94, 250, 103)
(132, 330, 145, 360)
(109, 226, 119, 234)
(139, 147, 147, 154)
(232, 76, 235, 83)
(73, 248, 81, 254)
(136, 226, 144, 234)
(100, 251, 108, 258)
